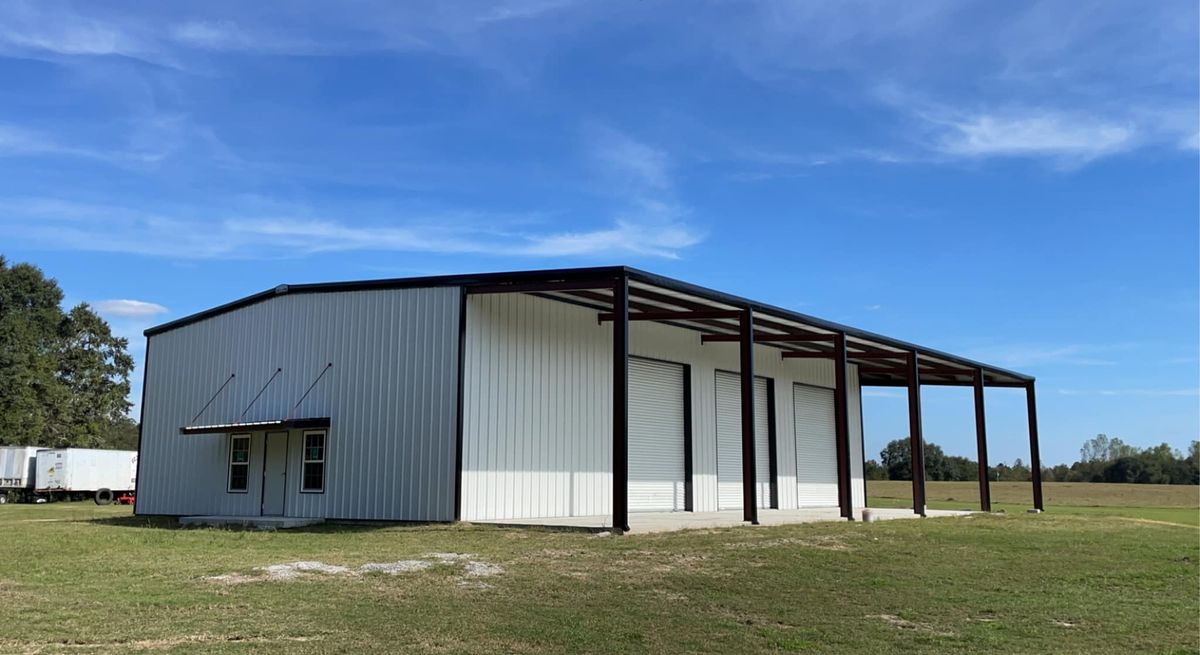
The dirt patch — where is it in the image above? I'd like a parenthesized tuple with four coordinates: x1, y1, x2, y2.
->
(203, 553, 501, 586)
(725, 535, 851, 551)
(0, 633, 322, 653)
(867, 614, 955, 637)
(359, 560, 433, 574)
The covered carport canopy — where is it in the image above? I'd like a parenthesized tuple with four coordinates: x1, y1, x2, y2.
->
(464, 266, 1041, 530)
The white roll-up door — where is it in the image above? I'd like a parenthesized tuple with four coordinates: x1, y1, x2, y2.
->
(628, 358, 687, 512)
(793, 384, 838, 507)
(715, 371, 773, 510)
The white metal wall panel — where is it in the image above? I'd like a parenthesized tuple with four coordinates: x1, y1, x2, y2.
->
(628, 358, 686, 512)
(793, 384, 839, 507)
(137, 287, 460, 521)
(460, 293, 612, 521)
(753, 378, 773, 508)
(714, 371, 742, 510)
(459, 293, 865, 519)
(848, 365, 866, 509)
(714, 372, 772, 510)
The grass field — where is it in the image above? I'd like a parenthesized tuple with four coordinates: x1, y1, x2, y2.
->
(0, 486, 1196, 654)
(869, 480, 1200, 526)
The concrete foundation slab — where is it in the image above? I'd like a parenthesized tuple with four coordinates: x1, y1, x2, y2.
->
(479, 507, 971, 533)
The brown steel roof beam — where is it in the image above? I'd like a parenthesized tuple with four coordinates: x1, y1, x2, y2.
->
(597, 310, 743, 322)
(701, 333, 835, 343)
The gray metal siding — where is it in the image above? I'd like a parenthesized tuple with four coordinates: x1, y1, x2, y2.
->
(138, 287, 460, 520)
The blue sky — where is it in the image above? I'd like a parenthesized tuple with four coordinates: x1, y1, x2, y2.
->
(1, 1, 1196, 467)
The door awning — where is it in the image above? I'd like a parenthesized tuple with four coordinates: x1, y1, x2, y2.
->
(179, 417, 331, 435)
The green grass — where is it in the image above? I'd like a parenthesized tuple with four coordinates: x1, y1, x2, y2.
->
(0, 496, 1196, 654)
(870, 480, 1200, 526)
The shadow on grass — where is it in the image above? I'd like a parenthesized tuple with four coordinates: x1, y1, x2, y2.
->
(84, 515, 491, 534)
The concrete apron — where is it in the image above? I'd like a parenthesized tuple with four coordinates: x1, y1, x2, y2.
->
(479, 507, 972, 534)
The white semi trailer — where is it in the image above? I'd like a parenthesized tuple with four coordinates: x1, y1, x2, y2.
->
(0, 446, 41, 504)
(35, 448, 137, 504)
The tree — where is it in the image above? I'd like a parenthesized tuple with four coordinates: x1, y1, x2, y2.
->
(54, 304, 134, 447)
(880, 438, 912, 480)
(0, 257, 66, 446)
(0, 257, 135, 449)
(863, 459, 888, 480)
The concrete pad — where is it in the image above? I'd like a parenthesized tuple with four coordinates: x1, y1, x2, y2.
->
(180, 515, 324, 530)
(480, 507, 972, 534)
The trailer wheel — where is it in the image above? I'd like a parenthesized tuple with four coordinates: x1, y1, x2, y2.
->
(94, 488, 113, 505)
(0, 494, 8, 505)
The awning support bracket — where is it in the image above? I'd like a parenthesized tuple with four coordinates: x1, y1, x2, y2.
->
(188, 373, 235, 425)
(236, 368, 282, 424)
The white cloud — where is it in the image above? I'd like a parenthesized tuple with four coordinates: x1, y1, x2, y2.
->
(587, 126, 672, 191)
(1057, 388, 1200, 397)
(94, 299, 168, 317)
(962, 343, 1137, 368)
(0, 197, 702, 260)
(862, 389, 905, 399)
(933, 112, 1137, 163)
(1181, 131, 1200, 151)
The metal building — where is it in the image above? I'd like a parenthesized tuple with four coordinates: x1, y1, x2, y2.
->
(135, 266, 1042, 529)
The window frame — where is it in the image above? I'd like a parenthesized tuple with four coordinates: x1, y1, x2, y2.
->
(227, 433, 252, 494)
(299, 430, 327, 494)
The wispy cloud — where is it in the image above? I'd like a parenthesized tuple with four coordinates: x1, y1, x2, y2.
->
(0, 197, 701, 260)
(94, 299, 168, 318)
(577, 126, 704, 258)
(962, 343, 1138, 368)
(587, 125, 672, 192)
(1057, 388, 1200, 398)
(931, 112, 1137, 164)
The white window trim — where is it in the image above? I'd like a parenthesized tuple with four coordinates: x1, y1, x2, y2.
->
(227, 433, 251, 494)
(300, 429, 327, 494)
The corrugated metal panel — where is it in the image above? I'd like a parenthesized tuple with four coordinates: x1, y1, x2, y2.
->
(848, 365, 866, 508)
(793, 384, 839, 507)
(753, 377, 772, 508)
(138, 287, 460, 521)
(714, 371, 742, 510)
(628, 358, 686, 512)
(459, 293, 865, 519)
(460, 293, 612, 521)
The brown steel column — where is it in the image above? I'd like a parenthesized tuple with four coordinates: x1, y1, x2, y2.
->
(832, 333, 853, 519)
(972, 369, 992, 512)
(739, 308, 759, 524)
(906, 352, 926, 516)
(1026, 380, 1044, 511)
(612, 276, 630, 532)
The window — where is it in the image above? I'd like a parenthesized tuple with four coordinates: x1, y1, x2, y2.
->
(228, 434, 251, 493)
(301, 431, 326, 493)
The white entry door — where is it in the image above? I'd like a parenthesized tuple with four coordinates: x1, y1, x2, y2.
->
(715, 372, 773, 510)
(261, 432, 288, 516)
(628, 358, 687, 512)
(793, 384, 839, 507)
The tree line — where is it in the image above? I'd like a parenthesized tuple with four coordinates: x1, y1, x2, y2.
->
(865, 433, 1199, 485)
(0, 257, 138, 450)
